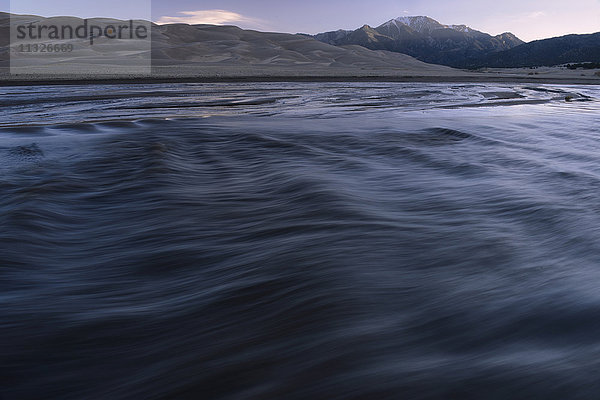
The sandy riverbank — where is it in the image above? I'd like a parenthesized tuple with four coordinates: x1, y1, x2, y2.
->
(1, 68, 598, 86)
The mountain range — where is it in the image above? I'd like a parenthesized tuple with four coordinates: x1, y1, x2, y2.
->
(313, 16, 600, 69)
(312, 16, 524, 68)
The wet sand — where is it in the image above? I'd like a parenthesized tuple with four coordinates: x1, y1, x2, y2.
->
(1, 71, 599, 86)
(1, 63, 599, 86)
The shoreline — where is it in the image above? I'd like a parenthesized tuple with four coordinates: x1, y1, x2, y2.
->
(1, 74, 600, 86)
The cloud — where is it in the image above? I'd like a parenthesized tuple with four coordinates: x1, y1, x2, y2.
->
(156, 9, 266, 29)
(525, 11, 546, 19)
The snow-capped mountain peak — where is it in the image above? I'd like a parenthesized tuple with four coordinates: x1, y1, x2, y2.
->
(379, 16, 442, 33)
(379, 16, 476, 34)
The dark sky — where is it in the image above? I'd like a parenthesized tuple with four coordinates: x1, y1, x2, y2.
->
(5, 0, 600, 41)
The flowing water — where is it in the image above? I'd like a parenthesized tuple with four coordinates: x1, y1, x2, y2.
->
(2, 82, 600, 399)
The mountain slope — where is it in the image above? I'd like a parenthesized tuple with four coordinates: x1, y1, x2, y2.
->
(469, 32, 600, 68)
(313, 16, 524, 68)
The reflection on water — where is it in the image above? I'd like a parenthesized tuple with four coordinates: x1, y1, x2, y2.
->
(2, 83, 600, 399)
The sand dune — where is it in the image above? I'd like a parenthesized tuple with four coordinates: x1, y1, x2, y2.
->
(151, 23, 454, 72)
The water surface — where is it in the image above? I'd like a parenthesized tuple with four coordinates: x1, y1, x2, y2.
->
(2, 83, 600, 399)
